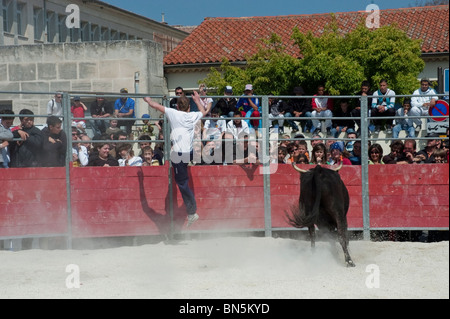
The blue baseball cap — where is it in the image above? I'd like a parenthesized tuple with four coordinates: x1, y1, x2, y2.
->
(330, 141, 344, 152)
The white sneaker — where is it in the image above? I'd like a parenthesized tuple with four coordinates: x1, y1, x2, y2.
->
(187, 213, 199, 227)
(415, 125, 422, 134)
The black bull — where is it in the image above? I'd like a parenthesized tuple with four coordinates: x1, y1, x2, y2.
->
(286, 162, 355, 267)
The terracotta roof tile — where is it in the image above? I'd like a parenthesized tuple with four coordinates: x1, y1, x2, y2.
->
(164, 5, 449, 66)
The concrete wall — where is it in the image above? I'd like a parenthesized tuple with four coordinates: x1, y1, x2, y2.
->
(0, 40, 166, 124)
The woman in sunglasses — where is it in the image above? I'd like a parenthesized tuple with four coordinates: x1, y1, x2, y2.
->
(368, 143, 384, 165)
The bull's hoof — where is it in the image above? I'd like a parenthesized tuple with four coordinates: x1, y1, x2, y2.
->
(346, 260, 356, 268)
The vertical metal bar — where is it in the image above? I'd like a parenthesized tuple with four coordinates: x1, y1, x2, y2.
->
(163, 98, 174, 240)
(261, 96, 272, 237)
(360, 95, 371, 240)
(62, 92, 73, 249)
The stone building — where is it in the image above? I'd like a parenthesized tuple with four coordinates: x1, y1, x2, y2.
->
(0, 0, 189, 122)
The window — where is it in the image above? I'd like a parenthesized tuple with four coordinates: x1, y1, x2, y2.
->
(16, 2, 24, 36)
(33, 7, 44, 41)
(2, 0, 11, 33)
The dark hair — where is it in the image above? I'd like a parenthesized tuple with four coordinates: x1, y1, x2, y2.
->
(361, 80, 370, 88)
(19, 109, 33, 121)
(233, 110, 242, 117)
(0, 109, 14, 119)
(116, 143, 132, 154)
(369, 143, 383, 158)
(113, 130, 128, 140)
(390, 140, 404, 152)
(138, 134, 152, 141)
(211, 107, 221, 115)
(379, 79, 388, 85)
(311, 143, 327, 164)
(47, 116, 62, 127)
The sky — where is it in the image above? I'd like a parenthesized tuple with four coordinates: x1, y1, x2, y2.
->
(101, 0, 423, 26)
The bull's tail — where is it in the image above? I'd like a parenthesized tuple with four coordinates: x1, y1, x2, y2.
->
(285, 168, 322, 228)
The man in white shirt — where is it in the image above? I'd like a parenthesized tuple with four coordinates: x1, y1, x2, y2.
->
(410, 78, 438, 133)
(143, 92, 211, 226)
(226, 110, 250, 140)
(47, 92, 63, 117)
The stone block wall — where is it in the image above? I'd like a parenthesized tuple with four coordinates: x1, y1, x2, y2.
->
(0, 40, 165, 124)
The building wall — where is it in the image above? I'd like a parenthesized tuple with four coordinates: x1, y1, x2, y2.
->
(0, 0, 187, 54)
(0, 40, 166, 123)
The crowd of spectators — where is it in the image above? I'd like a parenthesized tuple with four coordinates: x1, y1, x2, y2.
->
(0, 79, 448, 169)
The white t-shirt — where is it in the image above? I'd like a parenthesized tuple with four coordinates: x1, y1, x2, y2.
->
(47, 99, 63, 116)
(204, 119, 227, 140)
(165, 108, 203, 153)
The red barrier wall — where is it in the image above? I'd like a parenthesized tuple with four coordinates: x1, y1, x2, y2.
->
(1, 164, 448, 239)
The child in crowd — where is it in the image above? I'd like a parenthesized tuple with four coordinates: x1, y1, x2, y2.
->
(141, 146, 160, 166)
(310, 143, 328, 164)
(328, 141, 352, 165)
(277, 146, 288, 164)
(297, 154, 309, 164)
(140, 114, 154, 135)
(106, 116, 120, 138)
(393, 99, 415, 138)
(71, 96, 88, 134)
(433, 148, 447, 163)
(117, 143, 143, 167)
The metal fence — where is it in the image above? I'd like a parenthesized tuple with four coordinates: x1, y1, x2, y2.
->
(0, 90, 448, 246)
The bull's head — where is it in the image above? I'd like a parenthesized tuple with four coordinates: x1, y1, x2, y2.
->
(291, 161, 343, 173)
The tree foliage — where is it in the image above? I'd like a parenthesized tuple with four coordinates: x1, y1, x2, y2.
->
(202, 16, 425, 97)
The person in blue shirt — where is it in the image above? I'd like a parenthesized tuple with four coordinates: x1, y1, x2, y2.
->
(114, 88, 136, 136)
(236, 84, 261, 130)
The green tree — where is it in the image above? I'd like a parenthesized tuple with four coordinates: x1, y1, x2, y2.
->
(202, 16, 425, 98)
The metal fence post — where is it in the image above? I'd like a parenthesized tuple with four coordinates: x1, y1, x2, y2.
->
(163, 98, 174, 240)
(62, 92, 73, 249)
(261, 96, 272, 237)
(360, 96, 371, 240)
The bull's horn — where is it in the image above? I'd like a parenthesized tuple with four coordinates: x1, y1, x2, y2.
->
(291, 162, 308, 173)
(331, 161, 343, 172)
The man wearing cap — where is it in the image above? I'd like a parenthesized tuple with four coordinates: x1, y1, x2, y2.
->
(410, 78, 438, 133)
(236, 84, 261, 130)
(215, 86, 237, 118)
(114, 88, 136, 136)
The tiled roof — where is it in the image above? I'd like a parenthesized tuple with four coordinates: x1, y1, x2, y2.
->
(164, 5, 449, 66)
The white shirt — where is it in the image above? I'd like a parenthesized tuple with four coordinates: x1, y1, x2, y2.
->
(47, 99, 63, 116)
(226, 120, 250, 140)
(411, 88, 438, 110)
(72, 145, 89, 166)
(118, 156, 143, 167)
(165, 108, 203, 153)
(204, 118, 227, 140)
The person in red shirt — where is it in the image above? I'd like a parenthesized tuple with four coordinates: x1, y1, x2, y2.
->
(71, 96, 88, 134)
